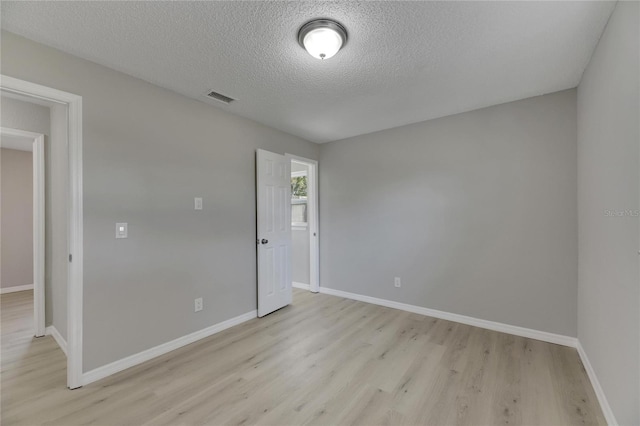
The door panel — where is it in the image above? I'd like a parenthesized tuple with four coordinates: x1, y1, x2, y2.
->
(257, 149, 292, 317)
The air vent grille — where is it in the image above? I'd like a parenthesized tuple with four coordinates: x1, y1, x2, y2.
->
(206, 90, 235, 104)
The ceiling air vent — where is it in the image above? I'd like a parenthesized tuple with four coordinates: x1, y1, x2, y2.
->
(206, 90, 235, 104)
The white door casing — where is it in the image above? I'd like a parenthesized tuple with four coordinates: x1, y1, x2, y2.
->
(1, 75, 84, 390)
(256, 149, 292, 317)
(286, 154, 319, 293)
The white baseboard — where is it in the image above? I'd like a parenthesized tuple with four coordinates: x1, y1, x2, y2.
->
(318, 287, 577, 348)
(292, 282, 311, 291)
(45, 326, 67, 356)
(0, 284, 34, 294)
(576, 341, 617, 425)
(82, 310, 257, 386)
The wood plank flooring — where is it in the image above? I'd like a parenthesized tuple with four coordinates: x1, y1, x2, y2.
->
(1, 289, 605, 425)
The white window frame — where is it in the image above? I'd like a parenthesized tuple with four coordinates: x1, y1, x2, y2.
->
(291, 169, 308, 229)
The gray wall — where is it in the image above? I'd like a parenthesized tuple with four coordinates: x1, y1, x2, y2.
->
(292, 230, 310, 285)
(1, 96, 50, 134)
(48, 103, 68, 339)
(320, 89, 578, 337)
(576, 2, 639, 425)
(1, 148, 33, 288)
(1, 31, 319, 371)
(0, 95, 67, 338)
(292, 161, 310, 285)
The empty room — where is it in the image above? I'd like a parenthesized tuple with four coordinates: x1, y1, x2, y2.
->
(0, 1, 638, 425)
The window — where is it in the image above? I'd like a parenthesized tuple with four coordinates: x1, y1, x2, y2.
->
(291, 170, 307, 228)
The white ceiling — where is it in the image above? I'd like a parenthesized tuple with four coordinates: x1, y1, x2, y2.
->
(1, 1, 615, 143)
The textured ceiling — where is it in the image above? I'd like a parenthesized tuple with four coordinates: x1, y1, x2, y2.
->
(1, 1, 615, 143)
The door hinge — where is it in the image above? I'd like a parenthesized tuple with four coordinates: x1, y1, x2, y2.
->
(69, 254, 72, 262)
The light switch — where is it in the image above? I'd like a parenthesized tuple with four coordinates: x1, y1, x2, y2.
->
(116, 223, 128, 239)
(194, 197, 203, 210)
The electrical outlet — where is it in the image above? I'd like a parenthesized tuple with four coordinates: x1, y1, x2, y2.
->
(394, 277, 401, 288)
(194, 297, 203, 312)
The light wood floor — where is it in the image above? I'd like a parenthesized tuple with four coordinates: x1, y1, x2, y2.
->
(1, 289, 604, 426)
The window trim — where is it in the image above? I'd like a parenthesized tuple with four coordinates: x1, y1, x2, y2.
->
(291, 170, 308, 228)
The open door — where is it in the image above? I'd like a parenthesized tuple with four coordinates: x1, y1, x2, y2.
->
(256, 149, 292, 317)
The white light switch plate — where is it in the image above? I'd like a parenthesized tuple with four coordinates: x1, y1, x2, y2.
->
(116, 223, 128, 239)
(194, 197, 203, 210)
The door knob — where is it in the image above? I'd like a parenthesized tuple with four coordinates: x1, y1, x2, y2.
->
(261, 239, 268, 244)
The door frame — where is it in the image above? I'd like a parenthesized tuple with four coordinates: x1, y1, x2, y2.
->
(285, 154, 319, 293)
(0, 127, 45, 337)
(1, 75, 84, 390)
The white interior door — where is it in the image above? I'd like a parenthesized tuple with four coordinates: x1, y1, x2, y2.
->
(256, 149, 292, 317)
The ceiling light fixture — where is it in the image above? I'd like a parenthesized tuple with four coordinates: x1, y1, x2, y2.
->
(298, 19, 347, 60)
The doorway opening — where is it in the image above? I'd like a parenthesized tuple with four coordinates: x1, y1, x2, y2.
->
(1, 76, 83, 389)
(287, 154, 319, 293)
(1, 126, 45, 338)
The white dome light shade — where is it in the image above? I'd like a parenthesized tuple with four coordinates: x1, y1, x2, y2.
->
(303, 28, 343, 60)
(298, 20, 347, 60)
